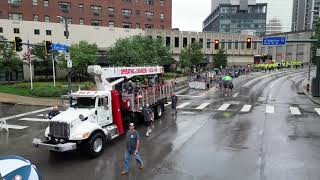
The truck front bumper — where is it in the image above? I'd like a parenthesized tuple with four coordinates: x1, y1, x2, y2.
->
(32, 138, 77, 152)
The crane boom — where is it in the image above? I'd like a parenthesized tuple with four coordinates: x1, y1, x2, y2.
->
(87, 65, 164, 91)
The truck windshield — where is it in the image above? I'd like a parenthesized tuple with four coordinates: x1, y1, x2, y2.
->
(71, 97, 96, 108)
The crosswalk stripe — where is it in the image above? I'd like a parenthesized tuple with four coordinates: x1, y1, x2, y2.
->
(240, 105, 252, 112)
(196, 103, 210, 110)
(290, 107, 301, 115)
(315, 108, 320, 115)
(218, 104, 231, 111)
(177, 102, 191, 109)
(164, 102, 172, 107)
(233, 93, 239, 98)
(20, 118, 49, 122)
(0, 107, 52, 121)
(5, 124, 29, 130)
(266, 105, 275, 114)
(37, 114, 44, 117)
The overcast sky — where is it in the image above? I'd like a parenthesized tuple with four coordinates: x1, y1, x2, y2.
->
(172, 0, 293, 32)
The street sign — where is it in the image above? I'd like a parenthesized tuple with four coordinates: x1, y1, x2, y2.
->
(263, 36, 286, 46)
(65, 52, 72, 68)
(316, 49, 320, 57)
(67, 60, 72, 68)
(52, 43, 69, 52)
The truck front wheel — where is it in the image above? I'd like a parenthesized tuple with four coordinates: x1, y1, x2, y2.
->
(85, 132, 106, 158)
(154, 104, 163, 119)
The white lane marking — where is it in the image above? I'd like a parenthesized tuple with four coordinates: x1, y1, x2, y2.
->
(315, 108, 320, 115)
(218, 104, 231, 111)
(6, 124, 28, 130)
(0, 107, 52, 121)
(19, 118, 49, 122)
(176, 95, 201, 98)
(266, 105, 275, 114)
(164, 102, 172, 107)
(290, 107, 301, 115)
(196, 103, 210, 110)
(233, 93, 239, 98)
(177, 102, 191, 109)
(240, 105, 252, 112)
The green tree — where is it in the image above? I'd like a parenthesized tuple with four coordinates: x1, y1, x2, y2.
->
(214, 49, 227, 69)
(180, 42, 204, 68)
(0, 38, 23, 82)
(108, 36, 171, 66)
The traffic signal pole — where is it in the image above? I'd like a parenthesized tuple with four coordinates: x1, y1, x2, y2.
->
(63, 16, 72, 100)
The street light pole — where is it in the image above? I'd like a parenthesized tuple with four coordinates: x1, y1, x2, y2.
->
(64, 16, 71, 96)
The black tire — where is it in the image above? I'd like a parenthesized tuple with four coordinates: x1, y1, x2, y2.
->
(84, 132, 106, 158)
(154, 104, 163, 119)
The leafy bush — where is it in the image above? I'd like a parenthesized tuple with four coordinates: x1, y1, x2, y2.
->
(30, 86, 67, 97)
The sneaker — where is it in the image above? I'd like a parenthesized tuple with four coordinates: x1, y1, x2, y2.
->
(146, 133, 150, 137)
(139, 165, 144, 170)
(121, 171, 128, 175)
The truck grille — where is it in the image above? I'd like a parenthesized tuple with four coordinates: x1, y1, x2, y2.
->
(49, 122, 70, 139)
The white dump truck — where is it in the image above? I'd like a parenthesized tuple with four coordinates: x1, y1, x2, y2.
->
(33, 65, 173, 158)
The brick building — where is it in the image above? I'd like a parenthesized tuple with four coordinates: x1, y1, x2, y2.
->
(0, 0, 172, 29)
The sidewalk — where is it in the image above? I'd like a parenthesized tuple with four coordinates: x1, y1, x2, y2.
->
(0, 77, 188, 107)
(302, 79, 320, 105)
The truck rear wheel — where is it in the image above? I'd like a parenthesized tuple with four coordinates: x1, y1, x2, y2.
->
(85, 132, 106, 158)
(154, 104, 163, 119)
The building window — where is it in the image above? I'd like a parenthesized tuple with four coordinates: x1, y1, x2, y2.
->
(145, 24, 154, 29)
(122, 0, 131, 2)
(199, 38, 203, 48)
(13, 28, 19, 34)
(44, 15, 50, 22)
(145, 0, 153, 5)
(108, 21, 115, 27)
(91, 20, 102, 26)
(160, 25, 164, 29)
(91, 6, 102, 16)
(33, 14, 39, 21)
(183, 38, 187, 48)
(43, 0, 49, 7)
(160, 13, 164, 21)
(136, 23, 140, 29)
(8, 0, 22, 5)
(59, 17, 64, 23)
(122, 9, 132, 17)
(46, 30, 51, 35)
(136, 10, 140, 16)
(68, 18, 72, 24)
(254, 42, 257, 50)
(0, 27, 3, 33)
(235, 41, 238, 49)
(221, 39, 225, 49)
(79, 4, 84, 12)
(34, 29, 40, 35)
(160, 0, 164, 6)
(32, 0, 38, 5)
(145, 11, 154, 17)
(122, 22, 132, 28)
(241, 42, 244, 49)
(59, 2, 71, 12)
(174, 37, 179, 47)
(166, 37, 170, 46)
(228, 40, 232, 49)
(8, 13, 23, 20)
(79, 18, 84, 25)
(207, 39, 211, 48)
(191, 38, 195, 44)
(108, 7, 115, 16)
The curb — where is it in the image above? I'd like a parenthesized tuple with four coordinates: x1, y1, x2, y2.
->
(301, 79, 320, 105)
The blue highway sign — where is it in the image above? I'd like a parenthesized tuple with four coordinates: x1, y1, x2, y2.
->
(263, 36, 286, 46)
(51, 43, 69, 52)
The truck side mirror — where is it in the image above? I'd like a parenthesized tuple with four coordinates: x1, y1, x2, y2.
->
(95, 110, 97, 115)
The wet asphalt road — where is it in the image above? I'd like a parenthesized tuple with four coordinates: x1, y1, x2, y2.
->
(1, 68, 320, 180)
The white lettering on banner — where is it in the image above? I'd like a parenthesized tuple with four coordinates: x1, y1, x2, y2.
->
(120, 67, 161, 75)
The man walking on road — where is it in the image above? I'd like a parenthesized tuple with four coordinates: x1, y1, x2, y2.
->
(121, 123, 143, 175)
(171, 93, 178, 115)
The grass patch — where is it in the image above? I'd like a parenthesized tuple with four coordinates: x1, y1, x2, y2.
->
(0, 81, 95, 97)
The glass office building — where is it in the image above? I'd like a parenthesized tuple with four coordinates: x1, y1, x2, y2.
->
(203, 3, 267, 36)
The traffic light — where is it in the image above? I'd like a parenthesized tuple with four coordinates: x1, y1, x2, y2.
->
(214, 39, 219, 50)
(45, 40, 52, 55)
(14, 37, 23, 52)
(246, 37, 252, 49)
